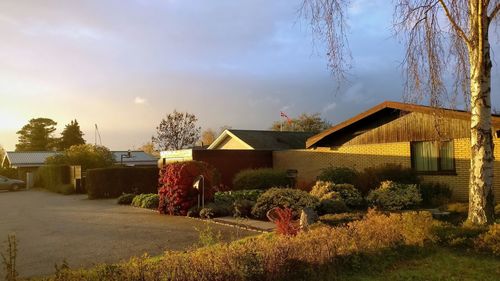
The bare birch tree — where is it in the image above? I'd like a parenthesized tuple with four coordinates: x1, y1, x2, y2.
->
(302, 0, 500, 225)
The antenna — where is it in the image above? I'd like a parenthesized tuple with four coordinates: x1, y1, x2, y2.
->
(95, 124, 102, 146)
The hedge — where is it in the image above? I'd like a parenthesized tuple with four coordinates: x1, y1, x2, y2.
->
(232, 168, 289, 190)
(86, 167, 159, 199)
(36, 165, 73, 194)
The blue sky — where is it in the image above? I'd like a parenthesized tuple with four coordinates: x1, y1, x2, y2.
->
(0, 0, 498, 150)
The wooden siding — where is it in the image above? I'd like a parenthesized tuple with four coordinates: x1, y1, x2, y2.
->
(344, 112, 471, 145)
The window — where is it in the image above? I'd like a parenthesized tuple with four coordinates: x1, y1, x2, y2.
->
(411, 141, 455, 173)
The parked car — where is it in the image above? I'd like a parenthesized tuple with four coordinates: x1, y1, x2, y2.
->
(0, 175, 25, 191)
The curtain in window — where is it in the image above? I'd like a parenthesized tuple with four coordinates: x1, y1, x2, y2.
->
(440, 141, 454, 170)
(413, 141, 438, 171)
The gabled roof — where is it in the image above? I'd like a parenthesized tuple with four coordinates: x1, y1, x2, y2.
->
(208, 129, 315, 150)
(3, 151, 60, 167)
(112, 151, 158, 165)
(306, 101, 500, 148)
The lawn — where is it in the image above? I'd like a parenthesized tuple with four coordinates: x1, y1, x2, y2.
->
(340, 248, 500, 281)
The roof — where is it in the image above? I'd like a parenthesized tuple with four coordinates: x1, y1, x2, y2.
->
(112, 151, 158, 166)
(306, 101, 500, 148)
(3, 151, 60, 167)
(208, 129, 315, 150)
(2, 150, 158, 168)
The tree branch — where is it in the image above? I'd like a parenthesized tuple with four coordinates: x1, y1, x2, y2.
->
(437, 0, 471, 46)
(490, 3, 500, 21)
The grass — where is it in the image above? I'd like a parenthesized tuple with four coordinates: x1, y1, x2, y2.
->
(340, 247, 500, 281)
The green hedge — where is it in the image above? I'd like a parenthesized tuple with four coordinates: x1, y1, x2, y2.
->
(214, 189, 264, 205)
(232, 168, 289, 190)
(36, 165, 73, 194)
(86, 167, 159, 199)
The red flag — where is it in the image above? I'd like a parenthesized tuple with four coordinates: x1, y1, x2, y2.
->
(280, 111, 292, 124)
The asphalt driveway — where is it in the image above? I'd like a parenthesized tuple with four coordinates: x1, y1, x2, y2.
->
(0, 189, 256, 278)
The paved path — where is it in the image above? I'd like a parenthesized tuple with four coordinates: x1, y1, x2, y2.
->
(213, 216, 276, 232)
(0, 190, 256, 278)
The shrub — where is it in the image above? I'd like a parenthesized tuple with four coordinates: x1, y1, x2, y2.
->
(354, 164, 420, 195)
(36, 165, 73, 195)
(309, 181, 336, 199)
(233, 199, 255, 218)
(319, 212, 364, 226)
(444, 203, 468, 214)
(232, 168, 289, 190)
(419, 182, 453, 207)
(86, 167, 158, 199)
(0, 167, 18, 179)
(199, 203, 232, 219)
(495, 204, 500, 216)
(117, 193, 135, 205)
(45, 144, 114, 171)
(317, 166, 358, 184)
(475, 224, 500, 255)
(142, 194, 160, 209)
(158, 161, 220, 216)
(43, 210, 434, 281)
(214, 189, 264, 205)
(187, 206, 202, 218)
(366, 181, 422, 210)
(131, 194, 159, 209)
(330, 184, 363, 208)
(432, 222, 486, 248)
(251, 188, 320, 219)
(318, 199, 348, 215)
(270, 207, 299, 236)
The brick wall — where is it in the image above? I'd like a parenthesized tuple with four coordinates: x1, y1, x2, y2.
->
(273, 138, 500, 202)
(193, 150, 272, 188)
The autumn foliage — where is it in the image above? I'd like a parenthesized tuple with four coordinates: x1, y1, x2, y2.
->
(158, 161, 220, 215)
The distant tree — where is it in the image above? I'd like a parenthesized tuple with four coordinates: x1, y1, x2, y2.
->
(16, 118, 57, 151)
(218, 125, 232, 135)
(46, 144, 114, 171)
(138, 142, 160, 157)
(59, 120, 85, 150)
(271, 113, 331, 133)
(201, 128, 217, 146)
(152, 110, 201, 151)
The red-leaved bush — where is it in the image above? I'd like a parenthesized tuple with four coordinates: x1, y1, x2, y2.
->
(158, 161, 220, 215)
(268, 207, 299, 236)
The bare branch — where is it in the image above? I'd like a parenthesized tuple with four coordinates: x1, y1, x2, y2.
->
(437, 0, 471, 46)
(300, 0, 351, 81)
(490, 3, 500, 20)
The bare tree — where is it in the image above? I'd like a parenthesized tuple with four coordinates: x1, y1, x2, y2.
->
(201, 128, 217, 146)
(152, 110, 201, 151)
(302, 0, 500, 225)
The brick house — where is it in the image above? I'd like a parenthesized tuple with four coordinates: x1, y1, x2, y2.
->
(273, 101, 500, 202)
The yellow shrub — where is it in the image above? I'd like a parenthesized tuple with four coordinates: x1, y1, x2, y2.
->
(475, 224, 500, 256)
(37, 210, 435, 281)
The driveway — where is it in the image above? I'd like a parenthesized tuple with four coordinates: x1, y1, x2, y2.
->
(0, 190, 256, 278)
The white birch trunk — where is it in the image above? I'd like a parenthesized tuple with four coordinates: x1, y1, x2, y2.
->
(467, 2, 495, 225)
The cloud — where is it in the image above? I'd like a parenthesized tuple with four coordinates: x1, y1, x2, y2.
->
(322, 102, 337, 113)
(134, 96, 146, 104)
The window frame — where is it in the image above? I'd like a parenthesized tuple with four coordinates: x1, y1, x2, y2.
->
(410, 140, 456, 175)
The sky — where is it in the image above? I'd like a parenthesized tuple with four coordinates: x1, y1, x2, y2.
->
(1, 0, 499, 150)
